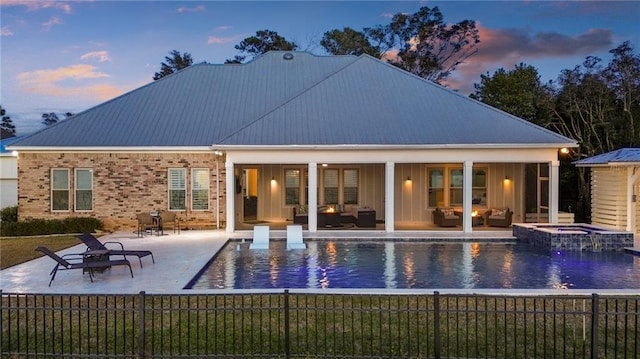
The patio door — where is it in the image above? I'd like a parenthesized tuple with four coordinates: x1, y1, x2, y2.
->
(524, 163, 550, 223)
(243, 169, 258, 221)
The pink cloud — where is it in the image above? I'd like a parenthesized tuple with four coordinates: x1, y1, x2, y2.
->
(442, 23, 614, 93)
(42, 16, 62, 30)
(208, 34, 243, 45)
(177, 5, 205, 13)
(1, 26, 13, 36)
(17, 64, 111, 98)
(80, 51, 111, 63)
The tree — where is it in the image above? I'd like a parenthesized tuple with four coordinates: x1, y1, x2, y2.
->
(226, 29, 298, 64)
(1, 105, 16, 139)
(42, 112, 60, 126)
(153, 50, 194, 80)
(42, 112, 74, 127)
(320, 6, 479, 83)
(602, 41, 640, 147)
(320, 27, 381, 57)
(470, 63, 548, 125)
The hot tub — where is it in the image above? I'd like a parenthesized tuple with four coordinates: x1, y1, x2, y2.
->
(513, 223, 634, 252)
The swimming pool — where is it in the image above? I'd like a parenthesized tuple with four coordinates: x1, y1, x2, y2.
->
(185, 240, 640, 290)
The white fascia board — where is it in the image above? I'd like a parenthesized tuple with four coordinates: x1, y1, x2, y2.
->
(211, 143, 577, 151)
(7, 146, 212, 153)
(224, 147, 562, 164)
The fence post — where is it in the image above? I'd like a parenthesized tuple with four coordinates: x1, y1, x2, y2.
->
(284, 289, 290, 359)
(590, 293, 599, 359)
(434, 291, 440, 359)
(139, 291, 146, 359)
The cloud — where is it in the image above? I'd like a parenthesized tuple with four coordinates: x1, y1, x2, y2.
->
(42, 16, 62, 30)
(2, 0, 72, 14)
(177, 5, 205, 13)
(1, 26, 13, 36)
(80, 51, 111, 63)
(17, 64, 113, 98)
(442, 24, 614, 93)
(207, 34, 244, 45)
(216, 25, 232, 31)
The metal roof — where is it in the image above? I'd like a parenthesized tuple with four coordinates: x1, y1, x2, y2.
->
(0, 136, 23, 154)
(573, 148, 640, 166)
(11, 51, 576, 149)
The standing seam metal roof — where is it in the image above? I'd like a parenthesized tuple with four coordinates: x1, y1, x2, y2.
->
(11, 51, 575, 148)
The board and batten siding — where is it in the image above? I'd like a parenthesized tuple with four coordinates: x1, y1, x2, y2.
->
(590, 167, 627, 229)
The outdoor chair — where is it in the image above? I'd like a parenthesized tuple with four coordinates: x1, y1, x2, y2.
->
(136, 212, 159, 237)
(77, 233, 155, 268)
(160, 211, 180, 234)
(484, 208, 513, 227)
(35, 246, 134, 287)
(432, 207, 461, 227)
(250, 225, 270, 250)
(286, 225, 306, 250)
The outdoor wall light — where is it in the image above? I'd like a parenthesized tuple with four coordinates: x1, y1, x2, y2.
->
(559, 148, 569, 154)
(406, 176, 412, 181)
(504, 176, 510, 181)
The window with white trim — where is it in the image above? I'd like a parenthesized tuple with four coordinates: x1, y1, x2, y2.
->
(51, 169, 70, 211)
(285, 169, 301, 205)
(428, 168, 444, 208)
(191, 169, 210, 210)
(168, 168, 186, 210)
(343, 169, 358, 204)
(323, 169, 339, 204)
(75, 169, 93, 211)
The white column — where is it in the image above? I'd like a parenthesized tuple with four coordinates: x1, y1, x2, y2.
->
(549, 160, 559, 223)
(385, 162, 395, 232)
(626, 167, 640, 232)
(308, 162, 318, 232)
(225, 161, 235, 233)
(463, 161, 473, 233)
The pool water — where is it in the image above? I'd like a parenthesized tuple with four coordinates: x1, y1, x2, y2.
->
(186, 241, 640, 290)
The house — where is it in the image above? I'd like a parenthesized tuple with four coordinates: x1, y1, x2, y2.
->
(574, 148, 640, 236)
(0, 136, 21, 209)
(8, 51, 577, 233)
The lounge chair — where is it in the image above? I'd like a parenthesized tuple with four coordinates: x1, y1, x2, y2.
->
(77, 233, 155, 268)
(286, 225, 306, 250)
(250, 225, 270, 249)
(35, 246, 134, 286)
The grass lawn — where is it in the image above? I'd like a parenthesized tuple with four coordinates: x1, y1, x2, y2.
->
(0, 235, 82, 269)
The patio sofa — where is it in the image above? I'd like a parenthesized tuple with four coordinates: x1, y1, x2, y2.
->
(484, 208, 513, 227)
(433, 207, 461, 227)
(293, 205, 359, 226)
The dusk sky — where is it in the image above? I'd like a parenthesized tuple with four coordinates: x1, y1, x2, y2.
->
(2, 1, 639, 135)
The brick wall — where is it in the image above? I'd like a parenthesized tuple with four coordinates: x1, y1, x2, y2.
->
(18, 152, 226, 232)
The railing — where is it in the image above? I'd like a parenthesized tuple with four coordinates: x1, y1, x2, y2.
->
(1, 290, 638, 358)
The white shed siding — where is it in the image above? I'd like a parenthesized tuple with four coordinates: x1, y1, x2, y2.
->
(636, 182, 640, 236)
(591, 167, 627, 229)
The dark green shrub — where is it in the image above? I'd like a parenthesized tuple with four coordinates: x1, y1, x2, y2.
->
(1, 206, 18, 222)
(0, 217, 103, 236)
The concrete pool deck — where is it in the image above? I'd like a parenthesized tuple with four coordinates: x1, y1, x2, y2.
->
(1, 229, 638, 295)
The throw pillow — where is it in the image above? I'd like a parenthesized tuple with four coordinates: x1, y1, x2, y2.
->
(442, 208, 455, 217)
(492, 208, 505, 217)
(298, 205, 307, 214)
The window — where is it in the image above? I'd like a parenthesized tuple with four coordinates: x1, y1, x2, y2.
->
(323, 169, 339, 204)
(471, 169, 487, 205)
(285, 169, 301, 205)
(428, 168, 444, 207)
(51, 169, 69, 211)
(168, 168, 186, 210)
(192, 169, 210, 210)
(343, 169, 358, 204)
(75, 169, 93, 211)
(449, 169, 464, 205)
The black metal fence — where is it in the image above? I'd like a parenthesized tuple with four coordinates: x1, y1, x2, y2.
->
(1, 290, 638, 358)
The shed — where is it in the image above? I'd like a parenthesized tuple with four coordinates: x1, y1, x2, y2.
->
(574, 148, 640, 235)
